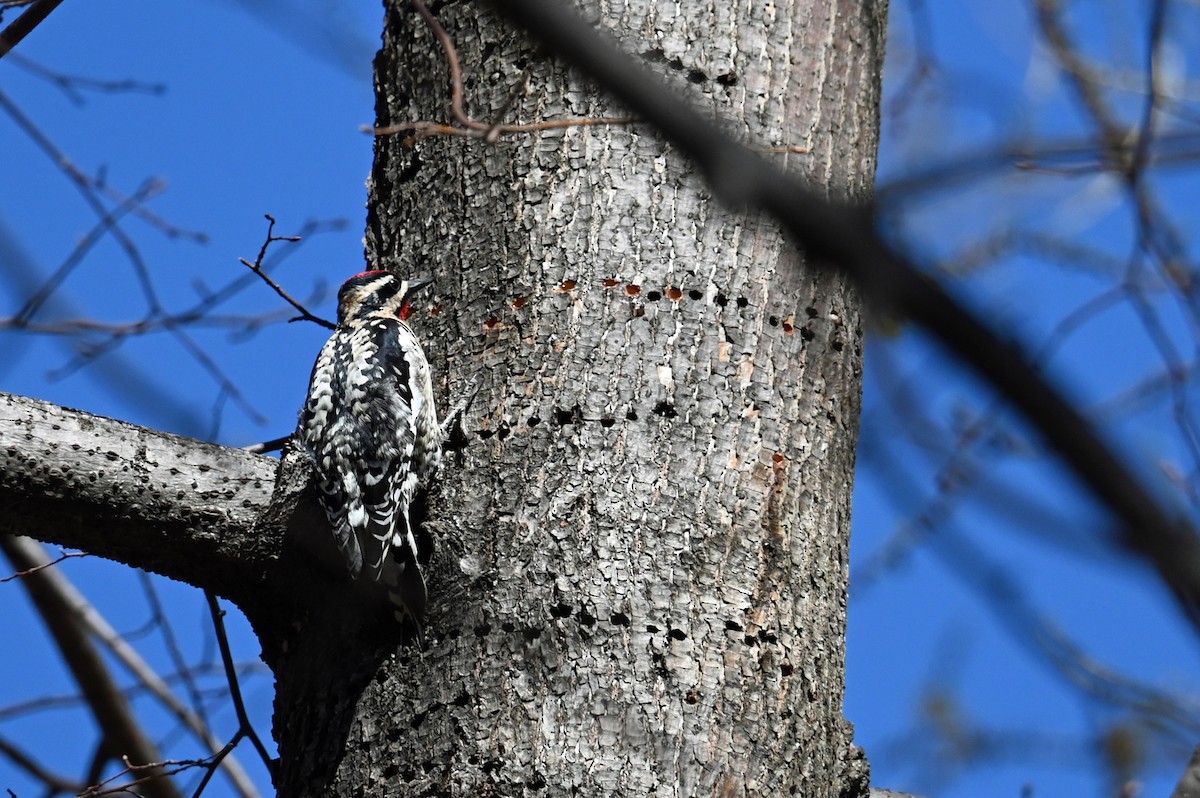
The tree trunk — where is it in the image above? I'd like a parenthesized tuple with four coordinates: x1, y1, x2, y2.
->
(270, 1, 879, 795)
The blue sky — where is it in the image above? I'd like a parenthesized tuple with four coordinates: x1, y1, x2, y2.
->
(1, 1, 1197, 797)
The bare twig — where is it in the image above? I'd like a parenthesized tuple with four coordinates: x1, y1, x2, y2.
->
(78, 755, 215, 798)
(7, 51, 166, 105)
(368, 0, 634, 144)
(0, 0, 63, 61)
(205, 592, 275, 772)
(0, 88, 206, 242)
(0, 733, 84, 794)
(0, 548, 86, 582)
(239, 215, 336, 330)
(0, 534, 184, 798)
(367, 115, 638, 142)
(15, 178, 166, 324)
(0, 662, 268, 721)
(1, 537, 261, 798)
(138, 572, 210, 730)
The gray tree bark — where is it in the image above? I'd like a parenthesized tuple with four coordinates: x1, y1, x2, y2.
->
(0, 1, 883, 795)
(345, 0, 882, 795)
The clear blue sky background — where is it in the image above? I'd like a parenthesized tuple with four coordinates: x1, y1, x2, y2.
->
(1, 2, 1197, 797)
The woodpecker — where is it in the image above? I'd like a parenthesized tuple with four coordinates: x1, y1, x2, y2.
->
(296, 270, 441, 640)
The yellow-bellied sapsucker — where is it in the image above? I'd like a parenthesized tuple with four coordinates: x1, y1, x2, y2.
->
(296, 270, 441, 640)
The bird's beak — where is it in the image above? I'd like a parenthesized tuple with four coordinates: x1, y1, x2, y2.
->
(406, 276, 434, 293)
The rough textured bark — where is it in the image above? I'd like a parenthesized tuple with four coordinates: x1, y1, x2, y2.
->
(274, 0, 881, 795)
(2, 1, 883, 794)
(0, 391, 276, 604)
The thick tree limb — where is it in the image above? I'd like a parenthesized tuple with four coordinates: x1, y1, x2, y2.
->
(0, 391, 277, 604)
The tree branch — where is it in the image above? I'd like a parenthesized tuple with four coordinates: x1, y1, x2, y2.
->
(0, 391, 277, 604)
(1, 534, 183, 798)
(0, 0, 63, 61)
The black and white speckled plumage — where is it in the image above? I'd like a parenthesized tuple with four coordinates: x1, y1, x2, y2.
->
(296, 270, 440, 636)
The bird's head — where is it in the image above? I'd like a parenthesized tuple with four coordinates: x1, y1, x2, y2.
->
(336, 270, 433, 325)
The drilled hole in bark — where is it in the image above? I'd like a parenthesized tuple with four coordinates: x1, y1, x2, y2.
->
(714, 292, 728, 307)
(668, 628, 687, 641)
(396, 151, 422, 183)
(688, 289, 703, 300)
(772, 452, 784, 463)
(685, 689, 699, 704)
(626, 409, 639, 421)
(511, 296, 526, 310)
(717, 72, 738, 86)
(523, 627, 541, 640)
(652, 401, 678, 419)
(452, 692, 471, 706)
(667, 56, 684, 70)
(501, 621, 516, 633)
(768, 315, 779, 326)
(800, 327, 815, 341)
(736, 296, 749, 308)
(557, 279, 576, 292)
(832, 339, 844, 352)
(477, 429, 494, 440)
(758, 630, 778, 643)
(483, 316, 501, 331)
(577, 609, 596, 626)
(725, 620, 743, 631)
(781, 662, 794, 676)
(687, 68, 707, 83)
(410, 710, 428, 729)
(527, 773, 548, 790)
(527, 416, 541, 427)
(550, 602, 572, 618)
(444, 414, 470, 454)
(743, 635, 757, 646)
(474, 623, 491, 637)
(599, 417, 615, 428)
(641, 48, 666, 63)
(553, 406, 579, 426)
(783, 321, 795, 333)
(497, 424, 510, 441)
(805, 306, 818, 318)
(646, 624, 660, 633)
(610, 612, 630, 625)
(646, 290, 662, 301)
(383, 764, 399, 779)
(602, 278, 619, 287)
(667, 287, 683, 301)
(624, 284, 641, 296)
